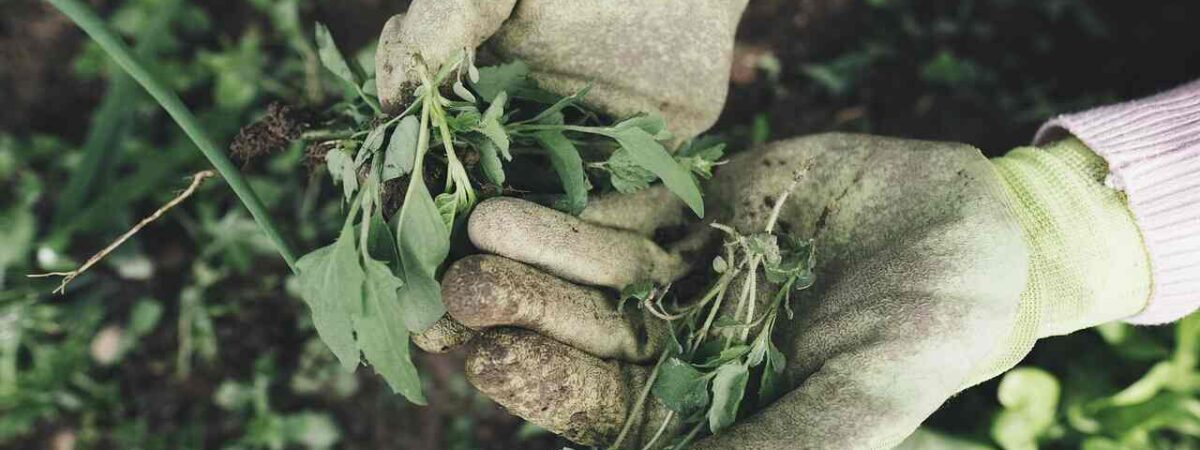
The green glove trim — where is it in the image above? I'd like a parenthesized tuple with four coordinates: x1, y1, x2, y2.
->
(967, 138, 1152, 387)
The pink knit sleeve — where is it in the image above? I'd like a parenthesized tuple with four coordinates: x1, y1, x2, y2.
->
(1034, 79, 1200, 325)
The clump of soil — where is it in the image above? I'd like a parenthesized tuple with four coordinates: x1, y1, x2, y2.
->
(229, 102, 311, 165)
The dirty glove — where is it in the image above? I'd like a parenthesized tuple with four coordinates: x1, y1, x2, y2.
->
(420, 132, 1153, 449)
(375, 0, 749, 141)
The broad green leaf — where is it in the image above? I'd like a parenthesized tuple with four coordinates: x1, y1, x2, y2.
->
(534, 130, 589, 215)
(314, 23, 359, 87)
(652, 357, 710, 418)
(477, 140, 505, 185)
(708, 363, 749, 433)
(382, 116, 419, 182)
(356, 257, 426, 403)
(394, 176, 449, 332)
(296, 226, 363, 370)
(472, 61, 530, 102)
(600, 127, 704, 217)
(478, 91, 510, 160)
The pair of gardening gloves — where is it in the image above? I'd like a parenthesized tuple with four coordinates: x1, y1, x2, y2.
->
(376, 1, 1153, 449)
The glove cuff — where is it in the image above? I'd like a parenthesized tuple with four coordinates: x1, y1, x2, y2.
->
(1035, 79, 1200, 324)
(966, 138, 1152, 386)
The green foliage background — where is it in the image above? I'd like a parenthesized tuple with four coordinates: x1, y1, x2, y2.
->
(1, 0, 1197, 448)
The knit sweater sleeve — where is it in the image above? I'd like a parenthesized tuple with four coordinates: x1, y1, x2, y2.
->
(1034, 79, 1200, 324)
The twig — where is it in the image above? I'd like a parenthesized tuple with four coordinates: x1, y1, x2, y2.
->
(29, 170, 216, 294)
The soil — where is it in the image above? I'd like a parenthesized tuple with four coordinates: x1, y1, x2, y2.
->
(5, 0, 1199, 449)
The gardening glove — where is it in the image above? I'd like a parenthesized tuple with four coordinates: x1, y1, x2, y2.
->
(375, 0, 749, 142)
(428, 132, 1153, 449)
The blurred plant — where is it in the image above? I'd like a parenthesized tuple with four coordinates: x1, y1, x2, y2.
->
(215, 356, 341, 450)
(986, 314, 1200, 450)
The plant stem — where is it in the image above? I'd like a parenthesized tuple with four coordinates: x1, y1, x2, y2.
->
(641, 411, 676, 450)
(609, 350, 670, 450)
(46, 0, 298, 272)
(510, 123, 608, 135)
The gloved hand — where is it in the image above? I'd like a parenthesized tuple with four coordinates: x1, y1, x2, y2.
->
(421, 133, 1152, 449)
(375, 0, 749, 142)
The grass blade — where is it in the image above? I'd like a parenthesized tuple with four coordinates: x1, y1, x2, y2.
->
(46, 0, 298, 272)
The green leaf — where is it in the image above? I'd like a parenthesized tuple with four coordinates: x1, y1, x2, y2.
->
(340, 159, 359, 202)
(477, 139, 506, 186)
(764, 235, 815, 285)
(394, 176, 450, 332)
(756, 341, 787, 407)
(617, 280, 654, 312)
(705, 344, 750, 367)
(652, 357, 711, 418)
(325, 149, 357, 202)
(534, 130, 589, 215)
(613, 113, 671, 141)
(526, 84, 591, 125)
(677, 140, 725, 179)
(604, 149, 657, 194)
(434, 193, 459, 230)
(599, 127, 704, 217)
(708, 362, 749, 433)
(382, 116, 419, 182)
(360, 122, 390, 154)
(446, 109, 482, 132)
(296, 226, 364, 370)
(472, 61, 530, 102)
(356, 257, 426, 403)
(478, 91, 510, 160)
(366, 208, 401, 270)
(992, 367, 1060, 450)
(452, 80, 476, 102)
(314, 23, 359, 87)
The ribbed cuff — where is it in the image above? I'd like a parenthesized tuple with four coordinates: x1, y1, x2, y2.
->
(1034, 79, 1200, 325)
